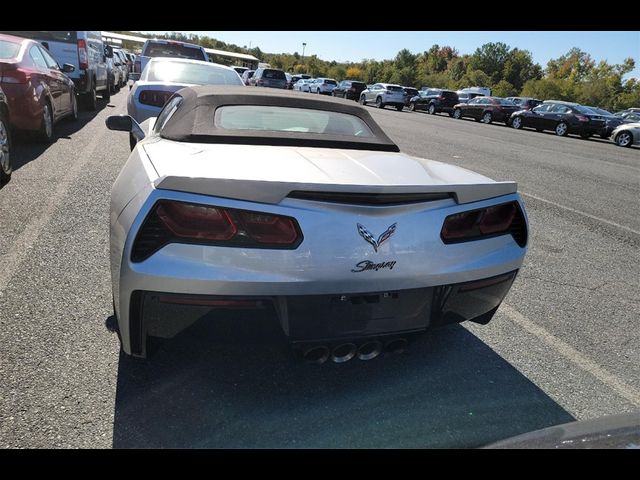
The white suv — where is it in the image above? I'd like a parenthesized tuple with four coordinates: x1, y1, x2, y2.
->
(309, 78, 337, 95)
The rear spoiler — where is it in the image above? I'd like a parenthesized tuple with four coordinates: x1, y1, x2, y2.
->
(153, 177, 517, 205)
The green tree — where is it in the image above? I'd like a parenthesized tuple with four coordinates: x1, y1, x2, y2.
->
(468, 42, 511, 83)
(492, 80, 518, 97)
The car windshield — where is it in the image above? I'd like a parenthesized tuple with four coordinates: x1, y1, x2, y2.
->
(145, 43, 205, 60)
(215, 105, 374, 137)
(262, 69, 286, 79)
(145, 61, 243, 85)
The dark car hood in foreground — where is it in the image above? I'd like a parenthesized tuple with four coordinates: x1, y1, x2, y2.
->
(484, 412, 640, 449)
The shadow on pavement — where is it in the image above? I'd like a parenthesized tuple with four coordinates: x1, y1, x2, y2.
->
(11, 97, 111, 172)
(111, 311, 574, 448)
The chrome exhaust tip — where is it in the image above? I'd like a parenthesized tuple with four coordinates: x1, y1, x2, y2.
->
(357, 340, 383, 361)
(302, 345, 330, 364)
(330, 343, 357, 363)
(384, 338, 408, 354)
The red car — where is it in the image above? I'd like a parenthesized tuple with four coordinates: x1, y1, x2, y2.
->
(0, 33, 78, 143)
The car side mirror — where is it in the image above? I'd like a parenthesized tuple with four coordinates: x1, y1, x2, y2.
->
(62, 63, 75, 73)
(106, 115, 146, 144)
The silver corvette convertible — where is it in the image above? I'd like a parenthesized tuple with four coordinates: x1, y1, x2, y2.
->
(106, 86, 529, 361)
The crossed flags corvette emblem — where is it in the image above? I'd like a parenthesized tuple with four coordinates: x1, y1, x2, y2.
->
(356, 223, 397, 252)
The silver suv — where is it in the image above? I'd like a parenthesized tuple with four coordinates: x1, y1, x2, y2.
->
(309, 77, 337, 95)
(359, 83, 406, 110)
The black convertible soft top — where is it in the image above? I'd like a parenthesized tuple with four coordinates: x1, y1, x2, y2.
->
(158, 85, 400, 152)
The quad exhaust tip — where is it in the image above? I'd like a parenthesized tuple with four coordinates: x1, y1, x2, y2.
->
(357, 340, 383, 361)
(384, 338, 408, 354)
(299, 337, 408, 364)
(331, 343, 357, 363)
(302, 345, 330, 364)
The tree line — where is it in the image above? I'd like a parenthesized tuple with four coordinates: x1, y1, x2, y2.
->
(121, 32, 639, 111)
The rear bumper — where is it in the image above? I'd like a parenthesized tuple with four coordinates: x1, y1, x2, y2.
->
(127, 270, 518, 356)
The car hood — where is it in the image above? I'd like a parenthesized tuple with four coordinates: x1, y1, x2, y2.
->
(142, 140, 517, 204)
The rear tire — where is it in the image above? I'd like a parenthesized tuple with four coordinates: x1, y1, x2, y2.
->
(36, 101, 54, 143)
(428, 104, 436, 115)
(68, 92, 78, 122)
(101, 79, 111, 102)
(453, 108, 462, 119)
(396, 105, 403, 111)
(82, 82, 97, 111)
(481, 111, 493, 124)
(0, 111, 12, 185)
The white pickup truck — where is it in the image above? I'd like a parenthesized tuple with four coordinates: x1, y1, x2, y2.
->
(130, 39, 209, 80)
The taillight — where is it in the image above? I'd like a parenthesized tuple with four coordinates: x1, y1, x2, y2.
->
(131, 200, 302, 262)
(1, 66, 29, 84)
(437, 95, 444, 101)
(77, 39, 88, 70)
(350, 87, 356, 92)
(575, 115, 589, 122)
(138, 90, 174, 107)
(441, 201, 526, 247)
(257, 79, 264, 86)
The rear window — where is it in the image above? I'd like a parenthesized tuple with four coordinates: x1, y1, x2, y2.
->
(262, 69, 286, 80)
(386, 86, 403, 92)
(146, 61, 244, 86)
(324, 79, 337, 85)
(495, 98, 516, 105)
(442, 91, 458, 99)
(426, 89, 441, 96)
(404, 89, 418, 96)
(215, 105, 374, 137)
(0, 39, 20, 59)
(352, 82, 366, 88)
(573, 105, 596, 115)
(145, 43, 206, 61)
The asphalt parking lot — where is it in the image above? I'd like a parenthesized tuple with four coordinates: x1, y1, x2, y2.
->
(0, 89, 638, 448)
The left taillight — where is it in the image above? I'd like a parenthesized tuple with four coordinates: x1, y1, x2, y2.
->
(131, 200, 302, 262)
(440, 201, 527, 247)
(138, 90, 174, 108)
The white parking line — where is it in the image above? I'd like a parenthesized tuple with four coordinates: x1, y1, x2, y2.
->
(520, 191, 640, 237)
(501, 303, 640, 407)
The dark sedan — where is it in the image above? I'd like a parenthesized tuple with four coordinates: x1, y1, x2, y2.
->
(0, 84, 11, 185)
(510, 101, 606, 138)
(402, 87, 419, 106)
(0, 33, 78, 143)
(452, 96, 520, 124)
(585, 106, 626, 138)
(332, 80, 367, 100)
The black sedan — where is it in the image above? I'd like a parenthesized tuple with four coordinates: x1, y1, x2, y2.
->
(585, 106, 626, 139)
(332, 80, 367, 100)
(510, 101, 606, 138)
(452, 97, 520, 124)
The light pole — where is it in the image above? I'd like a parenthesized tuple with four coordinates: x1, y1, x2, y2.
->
(302, 42, 306, 61)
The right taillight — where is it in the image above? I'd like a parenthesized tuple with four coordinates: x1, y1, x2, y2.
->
(131, 200, 303, 262)
(441, 201, 527, 247)
(138, 90, 174, 107)
(77, 39, 88, 70)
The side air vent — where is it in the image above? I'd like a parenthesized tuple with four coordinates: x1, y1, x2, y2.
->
(287, 191, 452, 206)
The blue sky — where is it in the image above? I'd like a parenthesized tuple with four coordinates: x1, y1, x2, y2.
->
(145, 31, 640, 79)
